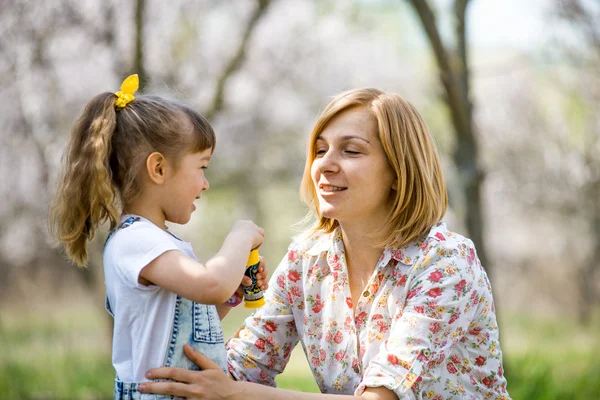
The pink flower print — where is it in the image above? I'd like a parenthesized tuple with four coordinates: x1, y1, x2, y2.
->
(319, 349, 327, 361)
(287, 250, 299, 262)
(428, 287, 443, 298)
(258, 370, 269, 384)
(435, 232, 446, 241)
(407, 287, 420, 300)
(398, 274, 407, 286)
(369, 282, 379, 296)
(346, 297, 353, 309)
(482, 376, 495, 388)
(356, 311, 368, 327)
(264, 321, 277, 333)
(467, 248, 475, 266)
(255, 338, 266, 351)
(469, 326, 481, 336)
(455, 279, 467, 295)
(328, 254, 342, 271)
(288, 270, 301, 283)
(475, 356, 486, 366)
(265, 335, 275, 346)
(291, 285, 301, 298)
(392, 249, 404, 260)
(375, 319, 388, 333)
(446, 362, 458, 374)
(344, 316, 353, 328)
(283, 346, 291, 359)
(387, 354, 399, 365)
(277, 274, 285, 289)
(429, 270, 443, 283)
(449, 310, 460, 324)
(335, 350, 344, 361)
(333, 330, 344, 344)
(429, 322, 441, 333)
(414, 305, 425, 314)
(470, 290, 479, 304)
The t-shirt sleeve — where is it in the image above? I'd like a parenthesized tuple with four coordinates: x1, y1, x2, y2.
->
(109, 222, 180, 290)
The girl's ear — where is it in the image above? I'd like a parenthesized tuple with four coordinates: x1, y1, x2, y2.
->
(146, 152, 167, 184)
(392, 177, 398, 191)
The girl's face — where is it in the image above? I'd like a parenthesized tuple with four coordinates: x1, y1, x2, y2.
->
(311, 106, 396, 228)
(162, 148, 211, 225)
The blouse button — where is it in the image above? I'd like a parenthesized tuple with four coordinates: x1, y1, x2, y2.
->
(353, 364, 360, 373)
(363, 291, 370, 297)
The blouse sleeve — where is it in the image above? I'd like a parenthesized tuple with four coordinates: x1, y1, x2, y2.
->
(356, 238, 485, 398)
(226, 245, 301, 386)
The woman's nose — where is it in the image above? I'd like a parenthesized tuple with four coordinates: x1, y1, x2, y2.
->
(316, 150, 340, 173)
(204, 177, 210, 190)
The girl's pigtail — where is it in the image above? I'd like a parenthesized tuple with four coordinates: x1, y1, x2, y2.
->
(49, 93, 120, 267)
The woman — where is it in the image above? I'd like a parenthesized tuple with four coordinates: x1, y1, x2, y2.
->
(139, 88, 511, 399)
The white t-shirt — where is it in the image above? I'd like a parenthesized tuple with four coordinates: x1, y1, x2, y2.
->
(103, 215, 197, 382)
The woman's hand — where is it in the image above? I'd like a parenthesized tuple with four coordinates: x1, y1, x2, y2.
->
(138, 344, 239, 399)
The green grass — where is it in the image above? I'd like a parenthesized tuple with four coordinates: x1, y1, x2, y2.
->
(1, 306, 599, 399)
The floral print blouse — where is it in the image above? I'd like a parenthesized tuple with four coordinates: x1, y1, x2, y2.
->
(226, 223, 510, 399)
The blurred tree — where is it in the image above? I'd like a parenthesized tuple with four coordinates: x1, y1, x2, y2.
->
(552, 0, 600, 324)
(0, 0, 118, 299)
(405, 0, 490, 273)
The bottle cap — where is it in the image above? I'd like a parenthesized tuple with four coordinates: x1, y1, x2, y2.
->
(247, 249, 260, 266)
(244, 296, 265, 308)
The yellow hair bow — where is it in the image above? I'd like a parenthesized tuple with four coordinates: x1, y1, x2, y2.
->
(115, 74, 139, 109)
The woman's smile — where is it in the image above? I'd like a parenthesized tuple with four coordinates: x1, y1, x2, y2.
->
(318, 183, 348, 194)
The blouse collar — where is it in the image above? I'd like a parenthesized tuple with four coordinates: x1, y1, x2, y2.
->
(305, 222, 448, 267)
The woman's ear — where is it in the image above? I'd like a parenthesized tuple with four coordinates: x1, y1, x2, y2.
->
(391, 177, 398, 191)
(146, 152, 167, 184)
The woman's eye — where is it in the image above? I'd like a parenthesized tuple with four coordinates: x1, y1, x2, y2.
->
(316, 149, 327, 156)
(201, 166, 208, 170)
(345, 150, 360, 155)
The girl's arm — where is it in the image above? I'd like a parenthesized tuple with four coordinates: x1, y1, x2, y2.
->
(139, 345, 399, 400)
(140, 221, 263, 305)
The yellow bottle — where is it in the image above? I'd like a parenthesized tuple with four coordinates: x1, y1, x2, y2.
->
(243, 249, 265, 308)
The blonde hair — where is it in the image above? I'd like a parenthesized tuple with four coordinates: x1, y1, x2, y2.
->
(299, 88, 447, 248)
(49, 92, 215, 267)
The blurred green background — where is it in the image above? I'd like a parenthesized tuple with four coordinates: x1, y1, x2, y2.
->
(1, 0, 599, 399)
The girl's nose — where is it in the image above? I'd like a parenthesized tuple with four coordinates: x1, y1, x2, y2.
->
(204, 177, 210, 190)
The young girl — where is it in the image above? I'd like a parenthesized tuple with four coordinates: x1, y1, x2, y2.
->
(49, 74, 265, 399)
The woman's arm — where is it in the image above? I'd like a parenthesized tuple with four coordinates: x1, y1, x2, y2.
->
(355, 240, 481, 397)
(138, 345, 398, 400)
(225, 247, 303, 385)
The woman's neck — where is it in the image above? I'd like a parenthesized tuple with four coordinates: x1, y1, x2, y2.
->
(339, 223, 386, 274)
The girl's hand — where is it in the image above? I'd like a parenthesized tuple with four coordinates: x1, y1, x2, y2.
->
(138, 344, 237, 399)
(230, 220, 264, 250)
(240, 256, 269, 291)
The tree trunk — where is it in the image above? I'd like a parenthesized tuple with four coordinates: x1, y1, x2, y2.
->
(133, 0, 146, 88)
(406, 0, 489, 272)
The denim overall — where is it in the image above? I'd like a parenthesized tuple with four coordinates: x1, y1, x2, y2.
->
(106, 219, 228, 399)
